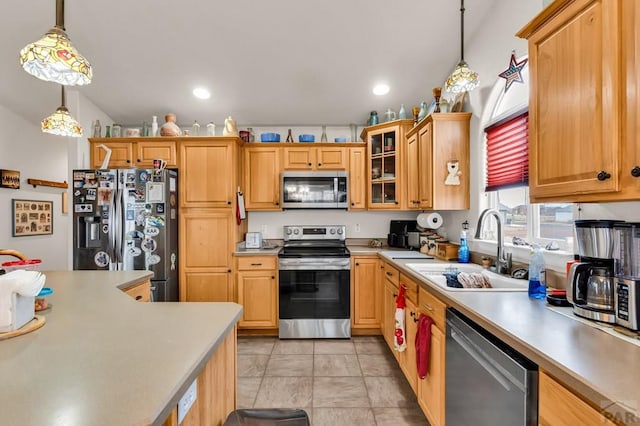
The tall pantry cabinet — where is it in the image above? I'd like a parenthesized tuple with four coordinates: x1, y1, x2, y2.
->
(179, 138, 246, 302)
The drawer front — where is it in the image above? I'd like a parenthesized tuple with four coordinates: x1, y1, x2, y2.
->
(236, 256, 277, 271)
(381, 261, 400, 286)
(399, 273, 418, 305)
(418, 287, 446, 330)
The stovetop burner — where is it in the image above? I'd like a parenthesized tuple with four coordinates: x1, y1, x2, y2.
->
(279, 225, 349, 258)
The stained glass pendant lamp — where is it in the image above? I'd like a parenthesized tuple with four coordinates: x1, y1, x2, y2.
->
(20, 0, 92, 86)
(41, 86, 83, 137)
(445, 0, 479, 93)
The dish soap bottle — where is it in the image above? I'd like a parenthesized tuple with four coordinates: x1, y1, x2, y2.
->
(458, 221, 470, 263)
(528, 243, 547, 299)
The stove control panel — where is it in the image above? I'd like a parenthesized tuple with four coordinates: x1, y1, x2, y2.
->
(283, 225, 346, 241)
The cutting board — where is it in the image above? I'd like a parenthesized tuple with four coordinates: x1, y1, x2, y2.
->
(0, 315, 45, 341)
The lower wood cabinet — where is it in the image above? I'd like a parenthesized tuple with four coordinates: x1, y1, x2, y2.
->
(182, 271, 232, 302)
(402, 297, 419, 393)
(382, 277, 399, 351)
(417, 324, 445, 426)
(351, 256, 381, 329)
(122, 280, 151, 302)
(235, 256, 278, 329)
(164, 327, 237, 425)
(539, 370, 617, 426)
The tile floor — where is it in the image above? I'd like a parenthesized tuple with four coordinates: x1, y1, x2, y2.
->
(237, 335, 429, 426)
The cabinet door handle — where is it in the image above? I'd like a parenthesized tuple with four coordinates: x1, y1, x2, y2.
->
(227, 201, 232, 205)
(394, 201, 399, 205)
(632, 166, 640, 177)
(271, 276, 275, 279)
(422, 303, 434, 312)
(386, 271, 393, 277)
(251, 263, 262, 266)
(308, 163, 312, 166)
(393, 293, 397, 298)
(137, 158, 141, 162)
(351, 202, 355, 206)
(275, 202, 279, 206)
(597, 171, 611, 181)
(135, 295, 143, 300)
(227, 269, 232, 273)
(355, 263, 359, 266)
(318, 163, 322, 167)
(126, 160, 131, 163)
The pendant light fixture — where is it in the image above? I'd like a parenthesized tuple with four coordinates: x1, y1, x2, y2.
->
(445, 0, 479, 93)
(20, 0, 92, 86)
(41, 86, 83, 137)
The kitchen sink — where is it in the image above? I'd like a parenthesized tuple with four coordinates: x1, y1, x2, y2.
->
(404, 263, 528, 291)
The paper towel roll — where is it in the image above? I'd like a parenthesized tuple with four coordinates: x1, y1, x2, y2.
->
(417, 212, 443, 229)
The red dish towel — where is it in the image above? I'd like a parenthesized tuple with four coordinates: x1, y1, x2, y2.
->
(416, 314, 434, 379)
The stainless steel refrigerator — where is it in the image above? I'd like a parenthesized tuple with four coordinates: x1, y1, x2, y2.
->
(72, 169, 179, 301)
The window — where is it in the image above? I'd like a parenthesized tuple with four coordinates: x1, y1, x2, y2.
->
(487, 187, 574, 250)
(481, 66, 573, 251)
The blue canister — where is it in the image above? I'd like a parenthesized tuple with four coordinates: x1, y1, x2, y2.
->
(368, 111, 379, 126)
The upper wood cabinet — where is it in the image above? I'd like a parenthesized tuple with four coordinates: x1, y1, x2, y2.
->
(180, 140, 236, 208)
(283, 146, 347, 170)
(405, 113, 470, 210)
(243, 146, 282, 210)
(89, 138, 177, 169)
(361, 120, 414, 210)
(517, 0, 640, 202)
(348, 147, 366, 210)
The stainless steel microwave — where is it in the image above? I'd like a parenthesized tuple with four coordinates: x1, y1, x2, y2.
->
(281, 171, 348, 209)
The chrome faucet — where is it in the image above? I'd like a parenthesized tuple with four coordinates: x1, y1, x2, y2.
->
(474, 208, 512, 275)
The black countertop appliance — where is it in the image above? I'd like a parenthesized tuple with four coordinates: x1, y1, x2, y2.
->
(388, 220, 419, 249)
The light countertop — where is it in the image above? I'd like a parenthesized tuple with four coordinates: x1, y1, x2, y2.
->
(0, 270, 242, 426)
(379, 253, 640, 423)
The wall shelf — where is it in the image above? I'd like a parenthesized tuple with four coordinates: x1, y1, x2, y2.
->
(27, 179, 68, 189)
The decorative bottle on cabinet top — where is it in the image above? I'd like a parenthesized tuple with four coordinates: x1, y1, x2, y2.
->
(151, 116, 158, 136)
(160, 113, 181, 136)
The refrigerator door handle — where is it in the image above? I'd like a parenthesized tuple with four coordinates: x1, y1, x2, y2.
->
(108, 185, 117, 271)
(115, 188, 124, 270)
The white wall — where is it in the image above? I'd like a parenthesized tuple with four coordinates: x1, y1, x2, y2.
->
(438, 0, 543, 242)
(0, 104, 70, 270)
(248, 210, 419, 240)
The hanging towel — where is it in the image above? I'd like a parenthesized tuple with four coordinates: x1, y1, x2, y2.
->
(416, 314, 434, 379)
(394, 284, 407, 352)
(236, 187, 246, 225)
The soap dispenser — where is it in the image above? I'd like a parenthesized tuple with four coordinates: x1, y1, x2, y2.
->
(458, 221, 470, 263)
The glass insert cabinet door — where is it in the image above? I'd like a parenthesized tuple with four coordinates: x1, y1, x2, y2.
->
(370, 130, 398, 208)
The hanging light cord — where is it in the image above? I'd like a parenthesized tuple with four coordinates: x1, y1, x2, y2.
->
(460, 0, 465, 62)
(55, 0, 65, 31)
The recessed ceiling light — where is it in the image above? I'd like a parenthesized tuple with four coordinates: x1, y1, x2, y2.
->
(372, 84, 390, 96)
(193, 87, 211, 100)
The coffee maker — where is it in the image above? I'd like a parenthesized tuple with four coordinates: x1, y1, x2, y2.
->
(613, 223, 640, 330)
(567, 220, 618, 323)
(388, 220, 419, 249)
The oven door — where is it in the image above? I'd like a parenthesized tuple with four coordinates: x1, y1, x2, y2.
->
(278, 257, 351, 338)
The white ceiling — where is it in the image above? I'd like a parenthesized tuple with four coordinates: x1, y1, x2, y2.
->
(1, 0, 497, 128)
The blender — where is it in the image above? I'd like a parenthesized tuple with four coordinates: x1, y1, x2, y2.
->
(567, 220, 619, 323)
(613, 223, 640, 330)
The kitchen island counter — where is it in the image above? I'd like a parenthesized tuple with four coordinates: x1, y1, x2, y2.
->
(380, 254, 640, 424)
(0, 270, 242, 426)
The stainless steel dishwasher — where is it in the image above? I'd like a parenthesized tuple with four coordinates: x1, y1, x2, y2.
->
(446, 308, 538, 426)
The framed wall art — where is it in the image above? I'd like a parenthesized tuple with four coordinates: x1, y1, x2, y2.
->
(12, 199, 53, 237)
(0, 169, 20, 189)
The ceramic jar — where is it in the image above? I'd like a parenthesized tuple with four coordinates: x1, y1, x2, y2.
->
(160, 113, 181, 136)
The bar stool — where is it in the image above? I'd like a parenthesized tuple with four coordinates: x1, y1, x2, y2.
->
(224, 408, 310, 426)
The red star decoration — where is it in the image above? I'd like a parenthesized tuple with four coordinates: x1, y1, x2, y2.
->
(498, 52, 528, 92)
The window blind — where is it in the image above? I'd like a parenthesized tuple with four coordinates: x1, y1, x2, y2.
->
(484, 111, 529, 191)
